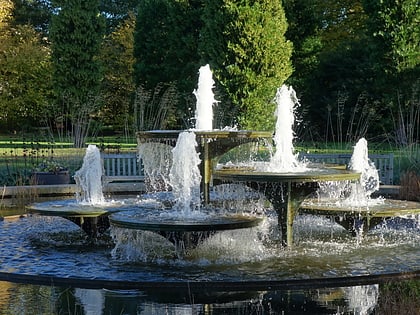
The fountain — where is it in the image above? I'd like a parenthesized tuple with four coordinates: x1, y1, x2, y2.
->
(300, 138, 420, 235)
(27, 145, 126, 237)
(5, 64, 418, 312)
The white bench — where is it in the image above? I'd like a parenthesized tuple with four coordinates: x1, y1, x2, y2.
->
(101, 153, 144, 183)
(299, 153, 394, 185)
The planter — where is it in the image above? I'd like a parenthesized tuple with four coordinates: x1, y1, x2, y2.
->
(32, 171, 70, 185)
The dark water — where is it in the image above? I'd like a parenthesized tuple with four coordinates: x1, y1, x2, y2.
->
(0, 280, 419, 314)
(0, 211, 419, 314)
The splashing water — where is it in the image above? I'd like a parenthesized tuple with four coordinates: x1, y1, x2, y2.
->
(193, 64, 217, 130)
(348, 138, 380, 198)
(169, 131, 202, 213)
(317, 138, 383, 207)
(342, 138, 382, 206)
(74, 145, 105, 205)
(269, 85, 306, 172)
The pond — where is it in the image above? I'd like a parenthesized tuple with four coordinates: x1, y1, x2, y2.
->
(0, 206, 419, 314)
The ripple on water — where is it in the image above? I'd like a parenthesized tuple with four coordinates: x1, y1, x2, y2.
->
(0, 213, 418, 283)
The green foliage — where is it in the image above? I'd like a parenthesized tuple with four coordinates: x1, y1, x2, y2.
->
(134, 0, 202, 129)
(362, 0, 419, 148)
(100, 12, 136, 131)
(12, 0, 52, 35)
(50, 0, 105, 102)
(50, 0, 105, 147)
(99, 0, 139, 32)
(200, 0, 293, 130)
(284, 0, 395, 145)
(363, 0, 420, 74)
(0, 21, 53, 130)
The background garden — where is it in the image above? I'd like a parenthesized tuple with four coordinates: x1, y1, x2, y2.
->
(0, 0, 418, 189)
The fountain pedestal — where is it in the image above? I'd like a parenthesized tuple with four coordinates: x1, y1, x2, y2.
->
(213, 168, 361, 246)
(300, 199, 420, 236)
(27, 200, 122, 237)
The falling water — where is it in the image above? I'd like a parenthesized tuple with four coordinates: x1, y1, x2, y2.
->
(193, 64, 217, 130)
(138, 142, 173, 192)
(269, 85, 306, 172)
(74, 144, 105, 205)
(169, 131, 202, 213)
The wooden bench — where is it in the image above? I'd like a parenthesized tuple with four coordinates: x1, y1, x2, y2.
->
(101, 153, 144, 183)
(299, 153, 394, 185)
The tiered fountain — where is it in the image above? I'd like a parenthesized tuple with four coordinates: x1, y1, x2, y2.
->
(12, 65, 418, 309)
(118, 74, 361, 247)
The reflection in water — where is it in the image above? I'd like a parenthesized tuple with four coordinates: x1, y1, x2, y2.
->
(0, 280, 419, 314)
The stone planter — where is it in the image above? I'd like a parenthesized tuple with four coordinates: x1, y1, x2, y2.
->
(32, 171, 70, 185)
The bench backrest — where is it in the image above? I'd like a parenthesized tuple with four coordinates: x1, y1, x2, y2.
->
(101, 153, 143, 177)
(299, 153, 394, 185)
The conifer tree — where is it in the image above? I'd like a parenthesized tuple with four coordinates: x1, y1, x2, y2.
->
(50, 0, 105, 147)
(200, 0, 293, 130)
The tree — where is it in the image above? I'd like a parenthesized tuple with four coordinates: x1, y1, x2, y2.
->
(0, 0, 52, 131)
(99, 0, 139, 32)
(363, 0, 419, 146)
(284, 0, 382, 144)
(50, 0, 105, 147)
(99, 12, 136, 133)
(200, 0, 293, 131)
(12, 0, 52, 35)
(134, 0, 202, 129)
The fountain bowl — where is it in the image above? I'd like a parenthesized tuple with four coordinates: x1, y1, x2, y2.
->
(109, 208, 263, 232)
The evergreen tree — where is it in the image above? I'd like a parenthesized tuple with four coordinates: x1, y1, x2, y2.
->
(50, 0, 105, 147)
(134, 0, 202, 129)
(200, 0, 293, 130)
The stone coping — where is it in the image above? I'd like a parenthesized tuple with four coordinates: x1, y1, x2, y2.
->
(0, 182, 146, 199)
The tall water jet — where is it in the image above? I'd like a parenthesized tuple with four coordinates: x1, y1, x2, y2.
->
(74, 144, 105, 205)
(269, 85, 306, 172)
(169, 131, 202, 212)
(193, 64, 217, 130)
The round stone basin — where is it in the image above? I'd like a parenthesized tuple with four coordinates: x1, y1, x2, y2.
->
(27, 200, 125, 217)
(213, 166, 360, 183)
(300, 199, 420, 217)
(109, 208, 263, 232)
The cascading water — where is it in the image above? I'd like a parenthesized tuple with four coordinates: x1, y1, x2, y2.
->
(193, 64, 217, 130)
(137, 142, 172, 192)
(74, 144, 105, 205)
